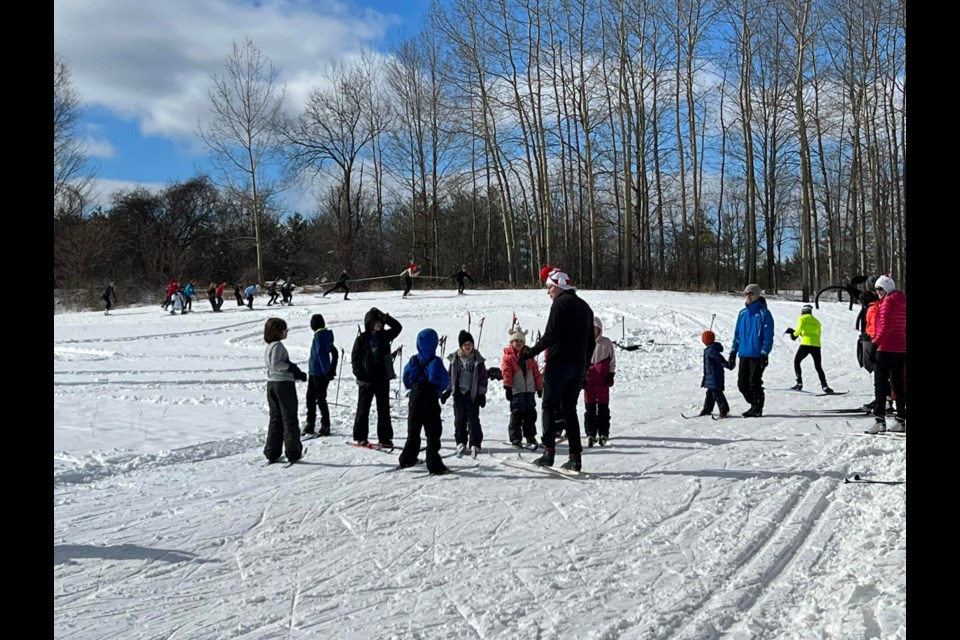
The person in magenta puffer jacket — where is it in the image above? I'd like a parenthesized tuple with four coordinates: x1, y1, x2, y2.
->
(583, 317, 616, 446)
(866, 274, 906, 433)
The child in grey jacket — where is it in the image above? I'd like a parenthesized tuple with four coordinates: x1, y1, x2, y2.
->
(263, 317, 308, 463)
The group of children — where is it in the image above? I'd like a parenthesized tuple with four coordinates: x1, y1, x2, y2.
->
(155, 278, 285, 315)
(261, 308, 619, 473)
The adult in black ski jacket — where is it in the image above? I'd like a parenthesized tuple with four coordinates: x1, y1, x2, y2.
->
(102, 282, 116, 315)
(351, 307, 403, 446)
(449, 266, 475, 295)
(324, 270, 351, 300)
(520, 267, 595, 471)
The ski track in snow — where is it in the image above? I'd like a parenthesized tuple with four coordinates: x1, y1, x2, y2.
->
(54, 290, 906, 639)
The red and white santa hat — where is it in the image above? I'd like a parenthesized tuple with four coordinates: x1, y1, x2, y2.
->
(541, 265, 575, 291)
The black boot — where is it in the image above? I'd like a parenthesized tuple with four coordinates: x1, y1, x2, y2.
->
(561, 452, 582, 472)
(534, 447, 556, 467)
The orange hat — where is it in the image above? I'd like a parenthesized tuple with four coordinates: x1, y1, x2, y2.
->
(701, 330, 716, 345)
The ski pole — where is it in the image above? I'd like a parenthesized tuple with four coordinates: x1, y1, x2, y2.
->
(335, 348, 344, 406)
(622, 316, 625, 341)
(709, 313, 716, 332)
(476, 317, 485, 348)
(468, 310, 471, 333)
(394, 345, 403, 398)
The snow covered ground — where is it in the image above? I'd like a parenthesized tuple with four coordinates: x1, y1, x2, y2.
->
(54, 288, 906, 639)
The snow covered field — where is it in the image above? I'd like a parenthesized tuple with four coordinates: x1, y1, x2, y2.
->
(54, 288, 906, 639)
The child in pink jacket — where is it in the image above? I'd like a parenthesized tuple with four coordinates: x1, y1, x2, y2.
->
(584, 317, 616, 446)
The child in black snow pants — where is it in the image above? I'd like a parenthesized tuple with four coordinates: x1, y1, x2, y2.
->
(398, 328, 451, 474)
(304, 314, 338, 436)
(699, 330, 735, 417)
(443, 330, 489, 458)
(263, 317, 308, 463)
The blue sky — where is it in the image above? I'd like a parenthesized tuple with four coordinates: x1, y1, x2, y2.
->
(54, 0, 431, 211)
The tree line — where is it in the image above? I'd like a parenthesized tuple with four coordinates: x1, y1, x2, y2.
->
(54, 0, 905, 299)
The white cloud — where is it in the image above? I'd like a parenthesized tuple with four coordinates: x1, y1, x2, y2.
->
(83, 130, 116, 160)
(54, 0, 401, 141)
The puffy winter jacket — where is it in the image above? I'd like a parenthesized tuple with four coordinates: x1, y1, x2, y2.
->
(501, 345, 543, 394)
(701, 342, 733, 391)
(402, 328, 449, 399)
(446, 350, 488, 401)
(731, 297, 775, 358)
(873, 290, 906, 353)
(352, 309, 402, 384)
(584, 335, 616, 403)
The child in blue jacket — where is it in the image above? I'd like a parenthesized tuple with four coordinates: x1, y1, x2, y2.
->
(304, 314, 339, 436)
(397, 328, 451, 474)
(699, 331, 736, 417)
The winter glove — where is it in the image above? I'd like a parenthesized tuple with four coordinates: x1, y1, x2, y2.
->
(536, 389, 543, 399)
(441, 389, 452, 404)
(294, 369, 308, 382)
(760, 354, 768, 369)
(728, 351, 737, 368)
(784, 327, 797, 340)
(477, 394, 486, 408)
(517, 352, 530, 370)
(606, 372, 615, 387)
(504, 387, 513, 401)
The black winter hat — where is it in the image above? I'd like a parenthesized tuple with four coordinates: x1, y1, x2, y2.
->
(310, 314, 325, 331)
(459, 330, 475, 346)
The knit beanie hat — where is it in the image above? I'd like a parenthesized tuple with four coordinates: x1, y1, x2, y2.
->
(459, 329, 475, 346)
(544, 268, 575, 291)
(701, 330, 716, 345)
(593, 317, 603, 330)
(875, 274, 895, 293)
(310, 314, 325, 331)
(743, 283, 761, 296)
(508, 325, 527, 343)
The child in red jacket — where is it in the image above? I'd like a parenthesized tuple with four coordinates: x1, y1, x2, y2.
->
(500, 325, 543, 448)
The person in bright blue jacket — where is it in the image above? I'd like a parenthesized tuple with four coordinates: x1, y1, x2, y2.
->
(729, 283, 775, 417)
(397, 328, 451, 474)
(304, 314, 338, 437)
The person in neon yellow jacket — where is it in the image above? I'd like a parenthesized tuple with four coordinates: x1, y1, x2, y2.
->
(784, 304, 833, 394)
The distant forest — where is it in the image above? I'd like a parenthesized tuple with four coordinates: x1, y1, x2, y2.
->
(54, 0, 904, 300)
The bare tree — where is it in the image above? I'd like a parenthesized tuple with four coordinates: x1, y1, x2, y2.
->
(198, 38, 286, 285)
(285, 56, 390, 268)
(54, 53, 95, 215)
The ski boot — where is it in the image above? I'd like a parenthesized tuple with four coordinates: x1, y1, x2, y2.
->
(534, 447, 556, 467)
(560, 453, 582, 472)
(790, 380, 803, 391)
(587, 436, 595, 448)
(599, 436, 608, 446)
(821, 385, 834, 394)
(865, 418, 886, 434)
(888, 417, 905, 433)
(471, 445, 480, 459)
(456, 443, 467, 457)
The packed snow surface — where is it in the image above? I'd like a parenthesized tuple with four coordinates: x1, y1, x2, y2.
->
(54, 288, 906, 639)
